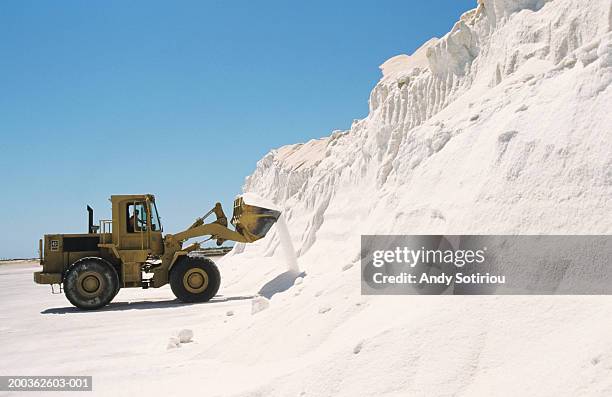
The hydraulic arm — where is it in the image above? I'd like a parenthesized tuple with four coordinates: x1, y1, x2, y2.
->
(153, 197, 281, 287)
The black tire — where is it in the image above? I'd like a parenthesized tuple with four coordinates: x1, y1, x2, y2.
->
(63, 257, 119, 310)
(170, 255, 220, 303)
(110, 282, 121, 301)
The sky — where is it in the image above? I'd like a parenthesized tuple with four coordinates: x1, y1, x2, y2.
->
(0, 0, 475, 258)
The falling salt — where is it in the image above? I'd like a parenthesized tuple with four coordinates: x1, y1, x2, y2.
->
(240, 192, 299, 273)
(276, 213, 299, 274)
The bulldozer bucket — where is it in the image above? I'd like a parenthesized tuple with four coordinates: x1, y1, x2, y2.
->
(231, 196, 281, 242)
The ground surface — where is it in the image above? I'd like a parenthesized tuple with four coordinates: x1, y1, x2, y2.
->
(0, 259, 286, 397)
(3, 257, 612, 397)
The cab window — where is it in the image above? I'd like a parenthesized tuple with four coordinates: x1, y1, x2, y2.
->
(150, 201, 162, 232)
(127, 203, 148, 233)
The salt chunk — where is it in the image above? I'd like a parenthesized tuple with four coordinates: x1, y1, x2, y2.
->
(251, 296, 270, 314)
(167, 337, 181, 350)
(178, 329, 193, 343)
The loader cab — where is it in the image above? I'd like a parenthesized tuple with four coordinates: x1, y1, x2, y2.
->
(110, 194, 163, 255)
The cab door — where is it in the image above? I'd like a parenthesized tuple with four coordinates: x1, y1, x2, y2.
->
(121, 201, 150, 251)
(147, 198, 164, 255)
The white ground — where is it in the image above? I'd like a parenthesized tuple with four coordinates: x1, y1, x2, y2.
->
(2, 0, 612, 395)
(2, 255, 612, 396)
(1, 258, 300, 397)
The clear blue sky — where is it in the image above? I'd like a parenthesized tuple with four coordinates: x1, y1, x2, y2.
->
(0, 0, 474, 258)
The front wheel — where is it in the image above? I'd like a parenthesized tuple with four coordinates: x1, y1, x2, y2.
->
(170, 256, 220, 303)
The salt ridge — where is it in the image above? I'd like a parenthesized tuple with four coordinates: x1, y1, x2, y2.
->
(220, 0, 612, 394)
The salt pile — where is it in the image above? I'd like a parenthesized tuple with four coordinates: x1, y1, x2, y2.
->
(222, 0, 612, 394)
(243, 0, 611, 257)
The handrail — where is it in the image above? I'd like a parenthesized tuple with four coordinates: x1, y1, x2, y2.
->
(99, 219, 112, 244)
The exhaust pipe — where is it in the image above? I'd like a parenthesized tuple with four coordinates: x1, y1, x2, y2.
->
(87, 205, 95, 234)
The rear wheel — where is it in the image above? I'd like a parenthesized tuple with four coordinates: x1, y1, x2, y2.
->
(170, 256, 220, 303)
(63, 258, 119, 310)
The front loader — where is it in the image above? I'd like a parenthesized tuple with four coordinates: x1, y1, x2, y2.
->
(34, 194, 280, 310)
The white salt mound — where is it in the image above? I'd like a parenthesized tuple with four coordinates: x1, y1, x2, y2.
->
(231, 0, 612, 394)
(380, 37, 437, 79)
(177, 329, 193, 343)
